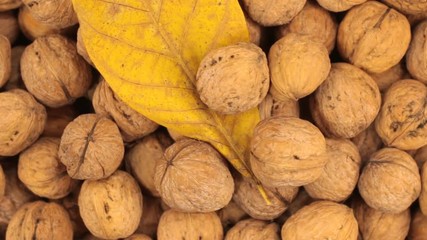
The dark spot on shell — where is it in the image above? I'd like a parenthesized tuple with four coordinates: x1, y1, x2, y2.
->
(293, 155, 300, 160)
(210, 59, 217, 66)
(391, 122, 401, 132)
(230, 55, 234, 59)
(418, 119, 427, 129)
(104, 202, 109, 214)
(327, 96, 332, 100)
(218, 56, 222, 61)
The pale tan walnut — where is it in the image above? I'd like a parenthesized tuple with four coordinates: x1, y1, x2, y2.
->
(337, 1, 411, 73)
(0, 89, 47, 156)
(375, 80, 427, 150)
(0, 165, 4, 198)
(409, 209, 427, 240)
(77, 27, 93, 66)
(135, 196, 163, 238)
(22, 0, 77, 28)
(6, 201, 73, 240)
(269, 33, 330, 101)
(18, 6, 61, 40)
(125, 234, 152, 240)
(245, 15, 262, 46)
(0, 0, 21, 11)
(43, 105, 77, 138)
(420, 162, 427, 215)
(358, 148, 421, 213)
(407, 20, 427, 84)
(79, 170, 143, 239)
(352, 198, 410, 240)
(18, 137, 77, 199)
(242, 0, 306, 27)
(59, 114, 124, 180)
(305, 138, 361, 202)
(250, 116, 327, 187)
(157, 209, 223, 240)
(276, 1, 337, 53)
(311, 63, 381, 139)
(217, 200, 248, 230)
(258, 94, 299, 120)
(0, 11, 19, 44)
(225, 219, 280, 240)
(415, 146, 427, 169)
(382, 0, 427, 15)
(0, 35, 11, 88)
(196, 42, 269, 114)
(154, 139, 234, 212)
(93, 79, 158, 142)
(166, 128, 187, 141)
(316, 0, 366, 12)
(351, 123, 383, 164)
(21, 34, 92, 108)
(4, 46, 26, 91)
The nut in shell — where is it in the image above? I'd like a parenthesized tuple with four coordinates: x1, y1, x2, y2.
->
(369, 62, 409, 92)
(420, 162, 427, 215)
(316, 0, 367, 12)
(225, 218, 280, 240)
(0, 0, 21, 11)
(406, 20, 427, 84)
(382, 0, 427, 15)
(409, 209, 427, 240)
(136, 196, 163, 238)
(258, 94, 299, 120)
(22, 0, 78, 28)
(0, 11, 19, 44)
(0, 35, 11, 88)
(217, 199, 248, 230)
(351, 123, 383, 164)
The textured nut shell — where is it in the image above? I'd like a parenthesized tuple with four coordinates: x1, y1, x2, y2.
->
(351, 123, 383, 164)
(353, 198, 410, 240)
(337, 1, 411, 73)
(305, 139, 361, 202)
(196, 42, 269, 114)
(0, 165, 4, 198)
(276, 189, 314, 225)
(409, 210, 427, 240)
(276, 1, 337, 53)
(375, 80, 427, 150)
(22, 0, 77, 28)
(369, 62, 408, 92)
(6, 201, 73, 240)
(250, 116, 327, 187)
(407, 20, 427, 84)
(259, 94, 299, 120)
(269, 33, 330, 101)
(415, 146, 427, 169)
(58, 187, 88, 238)
(157, 210, 223, 240)
(217, 200, 248, 229)
(93, 79, 158, 142)
(154, 139, 234, 212)
(311, 63, 381, 138)
(126, 234, 152, 240)
(0, 35, 11, 88)
(358, 148, 421, 213)
(282, 201, 358, 239)
(18, 137, 76, 199)
(242, 0, 306, 26)
(77, 27, 93, 65)
(4, 46, 25, 91)
(382, 0, 427, 15)
(0, 89, 47, 156)
(18, 6, 61, 40)
(21, 34, 92, 108)
(245, 15, 262, 46)
(79, 171, 143, 239)
(0, 0, 21, 11)
(0, 11, 19, 44)
(420, 162, 427, 215)
(317, 0, 366, 12)
(43, 105, 77, 138)
(136, 196, 162, 238)
(225, 219, 280, 240)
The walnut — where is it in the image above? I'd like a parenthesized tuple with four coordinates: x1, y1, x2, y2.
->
(351, 123, 383, 164)
(0, 0, 21, 11)
(369, 62, 409, 92)
(258, 94, 299, 120)
(409, 209, 427, 240)
(43, 105, 77, 138)
(0, 35, 11, 88)
(217, 200, 248, 230)
(414, 146, 427, 169)
(407, 20, 427, 84)
(154, 139, 234, 212)
(382, 0, 427, 15)
(276, 1, 337, 53)
(18, 6, 62, 41)
(420, 162, 427, 215)
(56, 186, 88, 238)
(196, 42, 269, 114)
(0, 11, 19, 44)
(358, 148, 421, 213)
(250, 116, 327, 187)
(79, 170, 143, 239)
(4, 46, 26, 91)
(157, 210, 223, 240)
(225, 219, 280, 240)
(59, 114, 124, 180)
(76, 27, 93, 66)
(375, 80, 427, 150)
(276, 189, 314, 225)
(305, 138, 361, 202)
(6, 201, 73, 240)
(93, 79, 158, 142)
(21, 34, 92, 108)
(316, 0, 367, 12)
(311, 63, 381, 138)
(245, 15, 262, 46)
(0, 89, 47, 156)
(125, 234, 152, 240)
(22, 0, 77, 28)
(0, 165, 5, 198)
(337, 1, 411, 73)
(135, 196, 163, 238)
(166, 128, 187, 141)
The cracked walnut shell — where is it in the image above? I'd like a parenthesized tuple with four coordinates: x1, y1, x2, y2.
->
(22, 0, 77, 28)
(225, 219, 280, 240)
(0, 35, 11, 88)
(407, 20, 427, 85)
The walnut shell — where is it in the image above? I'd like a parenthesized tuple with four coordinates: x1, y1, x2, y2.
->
(382, 0, 427, 15)
(0, 11, 19, 44)
(414, 146, 427, 169)
(4, 46, 25, 91)
(276, 189, 314, 225)
(259, 94, 299, 120)
(217, 200, 248, 230)
(311, 63, 381, 138)
(43, 105, 77, 138)
(0, 89, 47, 156)
(154, 139, 234, 212)
(407, 20, 427, 84)
(242, 0, 306, 26)
(276, 1, 337, 53)
(6, 201, 73, 240)
(409, 209, 427, 240)
(93, 79, 158, 142)
(316, 0, 367, 12)
(126, 234, 152, 240)
(22, 0, 77, 28)
(375, 80, 427, 150)
(0, 165, 5, 198)
(157, 210, 223, 240)
(337, 1, 411, 73)
(79, 170, 143, 239)
(351, 123, 383, 164)
(269, 33, 330, 101)
(369, 62, 409, 92)
(245, 15, 262, 46)
(57, 186, 88, 238)
(76, 27, 93, 65)
(0, 0, 21, 11)
(59, 114, 124, 180)
(196, 42, 269, 114)
(358, 148, 421, 213)
(0, 35, 11, 88)
(21, 34, 92, 108)
(250, 116, 327, 187)
(420, 162, 427, 215)
(225, 219, 280, 240)
(135, 196, 163, 238)
(305, 138, 361, 202)
(18, 6, 61, 40)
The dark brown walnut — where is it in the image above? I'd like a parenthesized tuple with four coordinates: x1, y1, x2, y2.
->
(0, 89, 47, 156)
(43, 105, 77, 138)
(21, 34, 92, 108)
(415, 146, 427, 169)
(79, 170, 143, 239)
(135, 196, 163, 238)
(6, 201, 73, 240)
(337, 1, 411, 73)
(217, 200, 248, 230)
(245, 15, 262, 46)
(407, 12, 427, 26)
(351, 123, 383, 164)
(56, 186, 88, 238)
(0, 11, 19, 44)
(22, 0, 77, 28)
(311, 63, 381, 139)
(18, 137, 77, 199)
(358, 148, 421, 213)
(409, 209, 427, 240)
(59, 114, 124, 180)
(250, 116, 327, 187)
(407, 20, 427, 84)
(0, 35, 11, 88)
(316, 0, 366, 12)
(420, 162, 427, 215)
(276, 1, 337, 53)
(225, 219, 280, 240)
(369, 62, 409, 92)
(125, 234, 152, 240)
(154, 139, 234, 212)
(93, 79, 158, 142)
(76, 27, 93, 66)
(258, 94, 299, 120)
(0, 0, 21, 11)
(196, 42, 269, 114)
(4, 46, 26, 91)
(157, 210, 223, 240)
(375, 80, 427, 150)
(305, 139, 361, 202)
(382, 0, 427, 15)
(0, 165, 5, 198)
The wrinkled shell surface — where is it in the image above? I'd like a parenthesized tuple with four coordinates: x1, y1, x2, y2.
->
(59, 114, 124, 180)
(351, 123, 383, 164)
(415, 146, 427, 170)
(43, 105, 77, 138)
(196, 42, 269, 114)
(259, 94, 300, 120)
(317, 0, 366, 12)
(0, 35, 11, 88)
(136, 196, 163, 238)
(409, 209, 427, 240)
(420, 162, 427, 215)
(382, 0, 427, 15)
(126, 234, 152, 240)
(79, 170, 143, 239)
(358, 148, 421, 213)
(22, 0, 77, 28)
(407, 20, 427, 84)
(0, 11, 19, 44)
(369, 62, 409, 92)
(18, 6, 62, 41)
(225, 219, 280, 240)
(217, 200, 248, 229)
(250, 116, 327, 187)
(277, 189, 314, 225)
(337, 1, 411, 73)
(242, 0, 306, 26)
(58, 187, 88, 238)
(0, 0, 21, 11)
